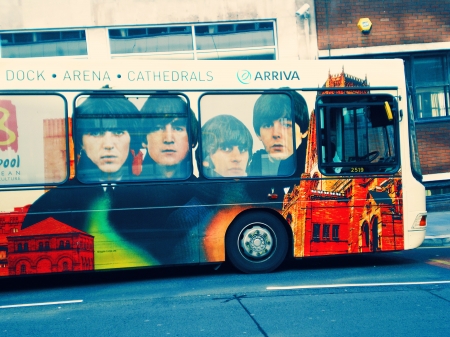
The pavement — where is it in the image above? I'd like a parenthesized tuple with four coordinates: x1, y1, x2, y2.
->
(421, 211, 450, 247)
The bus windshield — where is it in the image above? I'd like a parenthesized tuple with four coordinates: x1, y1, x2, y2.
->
(317, 94, 399, 175)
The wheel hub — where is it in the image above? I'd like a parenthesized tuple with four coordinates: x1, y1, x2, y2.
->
(240, 225, 273, 259)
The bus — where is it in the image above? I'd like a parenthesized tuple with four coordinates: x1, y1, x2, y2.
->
(0, 59, 427, 276)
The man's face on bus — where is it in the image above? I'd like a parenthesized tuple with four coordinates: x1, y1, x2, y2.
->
(145, 118, 189, 167)
(82, 129, 131, 173)
(258, 117, 294, 161)
(210, 144, 249, 177)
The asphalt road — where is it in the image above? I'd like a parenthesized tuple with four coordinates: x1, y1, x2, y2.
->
(1, 247, 450, 337)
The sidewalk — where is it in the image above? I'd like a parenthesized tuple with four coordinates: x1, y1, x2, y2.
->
(421, 211, 450, 247)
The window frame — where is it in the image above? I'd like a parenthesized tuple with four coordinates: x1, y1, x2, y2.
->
(0, 30, 87, 58)
(316, 93, 401, 176)
(197, 90, 297, 180)
(108, 20, 278, 61)
(0, 92, 69, 188)
(73, 92, 195, 184)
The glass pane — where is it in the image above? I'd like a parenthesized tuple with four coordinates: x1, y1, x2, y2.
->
(0, 34, 14, 44)
(109, 26, 193, 54)
(199, 93, 296, 178)
(128, 28, 147, 37)
(135, 95, 193, 180)
(318, 95, 398, 174)
(313, 224, 320, 242)
(323, 224, 330, 240)
(1, 30, 87, 58)
(39, 31, 60, 41)
(408, 96, 422, 177)
(332, 225, 339, 241)
(61, 31, 81, 39)
(0, 95, 67, 185)
(111, 52, 194, 60)
(197, 48, 275, 60)
(416, 87, 448, 118)
(75, 94, 193, 182)
(195, 22, 274, 50)
(414, 56, 446, 85)
(12, 33, 34, 43)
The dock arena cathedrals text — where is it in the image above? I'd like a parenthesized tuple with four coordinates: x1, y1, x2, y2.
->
(4, 69, 214, 82)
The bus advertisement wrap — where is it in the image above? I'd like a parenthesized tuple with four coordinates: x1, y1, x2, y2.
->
(0, 59, 426, 276)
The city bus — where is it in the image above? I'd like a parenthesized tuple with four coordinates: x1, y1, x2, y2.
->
(0, 59, 427, 276)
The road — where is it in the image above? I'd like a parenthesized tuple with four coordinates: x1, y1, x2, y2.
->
(1, 247, 450, 337)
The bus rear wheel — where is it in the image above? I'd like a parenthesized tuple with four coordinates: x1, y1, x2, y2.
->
(225, 212, 288, 273)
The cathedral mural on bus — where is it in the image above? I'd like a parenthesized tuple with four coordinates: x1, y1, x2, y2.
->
(0, 68, 403, 276)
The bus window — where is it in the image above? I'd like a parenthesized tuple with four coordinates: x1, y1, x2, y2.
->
(0, 94, 68, 186)
(74, 94, 141, 183)
(317, 94, 399, 175)
(74, 94, 196, 183)
(407, 94, 422, 181)
(136, 94, 196, 181)
(199, 92, 299, 178)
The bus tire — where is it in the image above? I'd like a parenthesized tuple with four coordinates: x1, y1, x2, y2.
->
(225, 211, 288, 273)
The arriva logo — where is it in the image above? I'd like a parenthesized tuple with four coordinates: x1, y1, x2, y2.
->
(237, 70, 252, 84)
(237, 70, 300, 84)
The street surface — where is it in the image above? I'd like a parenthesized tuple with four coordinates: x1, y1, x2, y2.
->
(1, 247, 450, 337)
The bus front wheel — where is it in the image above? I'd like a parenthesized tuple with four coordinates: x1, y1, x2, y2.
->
(225, 212, 288, 273)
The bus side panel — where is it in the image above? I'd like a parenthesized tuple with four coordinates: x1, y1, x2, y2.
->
(282, 174, 403, 257)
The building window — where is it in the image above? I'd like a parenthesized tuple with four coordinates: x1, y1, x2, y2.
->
(1, 30, 87, 58)
(332, 225, 339, 241)
(362, 222, 370, 247)
(20, 264, 26, 274)
(323, 224, 330, 240)
(108, 21, 277, 60)
(44, 241, 50, 251)
(38, 242, 44, 251)
(24, 243, 29, 251)
(313, 224, 320, 242)
(195, 22, 276, 60)
(323, 51, 450, 120)
(17, 243, 23, 252)
(109, 26, 193, 58)
(414, 56, 449, 119)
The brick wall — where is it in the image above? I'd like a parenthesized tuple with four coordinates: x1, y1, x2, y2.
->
(416, 122, 450, 175)
(315, 0, 450, 50)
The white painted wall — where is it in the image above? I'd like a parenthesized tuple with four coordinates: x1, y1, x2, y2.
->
(0, 0, 318, 60)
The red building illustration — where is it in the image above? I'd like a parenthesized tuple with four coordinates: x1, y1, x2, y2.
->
(0, 206, 29, 277)
(44, 117, 75, 182)
(7, 217, 94, 276)
(282, 70, 403, 258)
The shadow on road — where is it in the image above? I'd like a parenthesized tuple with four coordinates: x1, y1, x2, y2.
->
(2, 247, 447, 292)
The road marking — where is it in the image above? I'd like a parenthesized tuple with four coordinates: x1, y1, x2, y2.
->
(427, 258, 450, 269)
(267, 280, 450, 290)
(429, 259, 450, 266)
(0, 300, 83, 309)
